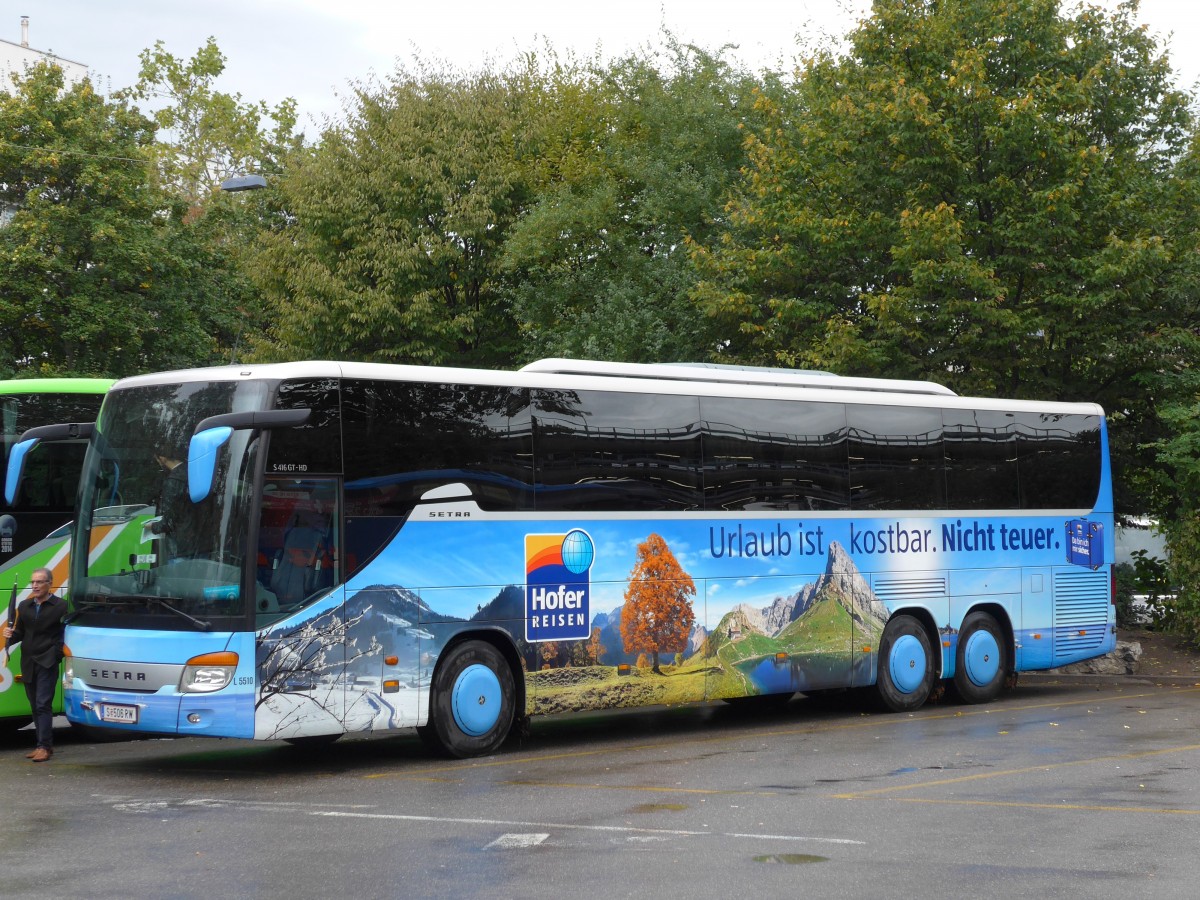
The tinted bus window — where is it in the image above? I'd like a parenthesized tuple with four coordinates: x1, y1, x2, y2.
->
(266, 379, 343, 476)
(943, 409, 1020, 510)
(341, 380, 534, 517)
(2, 393, 104, 511)
(848, 404, 945, 510)
(1015, 412, 1102, 509)
(701, 396, 848, 511)
(533, 389, 703, 511)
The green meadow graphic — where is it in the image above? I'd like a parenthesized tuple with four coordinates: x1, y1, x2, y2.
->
(525, 539, 888, 715)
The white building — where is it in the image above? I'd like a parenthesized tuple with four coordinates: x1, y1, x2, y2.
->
(1115, 516, 1169, 566)
(0, 16, 87, 94)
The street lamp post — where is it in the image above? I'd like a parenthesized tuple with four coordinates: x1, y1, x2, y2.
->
(218, 173, 269, 364)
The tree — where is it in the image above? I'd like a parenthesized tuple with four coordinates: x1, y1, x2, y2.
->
(125, 38, 301, 204)
(694, 0, 1192, 411)
(123, 39, 304, 365)
(587, 626, 607, 665)
(620, 533, 695, 674)
(247, 61, 530, 366)
(0, 63, 241, 376)
(501, 41, 760, 362)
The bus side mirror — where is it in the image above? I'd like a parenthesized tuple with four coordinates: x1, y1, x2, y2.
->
(3, 422, 95, 506)
(4, 437, 39, 505)
(186, 407, 311, 503)
(187, 427, 234, 503)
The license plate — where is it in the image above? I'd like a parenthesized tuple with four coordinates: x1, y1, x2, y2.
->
(99, 704, 138, 724)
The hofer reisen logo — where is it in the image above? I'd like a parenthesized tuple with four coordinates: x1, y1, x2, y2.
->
(525, 530, 593, 642)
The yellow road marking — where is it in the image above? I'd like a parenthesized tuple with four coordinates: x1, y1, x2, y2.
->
(832, 742, 1200, 799)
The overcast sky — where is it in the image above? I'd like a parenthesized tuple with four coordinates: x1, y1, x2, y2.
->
(9, 1, 1200, 133)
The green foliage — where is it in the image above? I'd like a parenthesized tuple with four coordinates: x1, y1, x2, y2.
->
(1112, 563, 1138, 628)
(1146, 354, 1200, 644)
(1113, 550, 1173, 629)
(694, 0, 1192, 417)
(502, 41, 760, 362)
(247, 63, 531, 366)
(0, 64, 236, 377)
(124, 38, 302, 203)
(121, 39, 305, 365)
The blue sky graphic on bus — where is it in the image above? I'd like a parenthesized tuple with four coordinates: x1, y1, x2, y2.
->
(525, 530, 593, 642)
(352, 511, 1115, 632)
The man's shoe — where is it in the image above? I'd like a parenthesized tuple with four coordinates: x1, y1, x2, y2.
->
(25, 750, 36, 759)
(29, 747, 51, 762)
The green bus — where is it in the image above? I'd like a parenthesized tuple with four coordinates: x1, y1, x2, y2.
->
(0, 378, 113, 730)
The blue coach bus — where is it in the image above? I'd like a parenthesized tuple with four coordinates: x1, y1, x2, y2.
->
(7, 359, 1114, 757)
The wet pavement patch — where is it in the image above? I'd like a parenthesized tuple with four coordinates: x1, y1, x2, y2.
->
(754, 853, 829, 864)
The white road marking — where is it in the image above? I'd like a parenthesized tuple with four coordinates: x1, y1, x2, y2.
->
(100, 796, 866, 846)
(309, 810, 865, 844)
(486, 833, 549, 849)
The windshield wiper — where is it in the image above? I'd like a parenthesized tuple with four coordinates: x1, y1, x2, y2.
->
(64, 599, 111, 624)
(75, 594, 211, 631)
(143, 596, 212, 631)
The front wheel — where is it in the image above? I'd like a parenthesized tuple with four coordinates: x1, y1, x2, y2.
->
(952, 611, 1008, 704)
(426, 640, 515, 759)
(875, 615, 935, 712)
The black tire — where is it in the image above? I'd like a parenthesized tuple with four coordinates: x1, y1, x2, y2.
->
(415, 723, 444, 755)
(952, 611, 1008, 704)
(875, 615, 935, 712)
(427, 640, 515, 759)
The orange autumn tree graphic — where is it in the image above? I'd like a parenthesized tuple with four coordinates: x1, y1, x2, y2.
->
(620, 533, 695, 674)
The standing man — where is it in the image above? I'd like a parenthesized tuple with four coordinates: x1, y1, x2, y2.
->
(3, 567, 66, 762)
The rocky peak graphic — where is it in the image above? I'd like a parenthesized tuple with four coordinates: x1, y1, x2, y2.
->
(726, 540, 888, 639)
(820, 541, 889, 629)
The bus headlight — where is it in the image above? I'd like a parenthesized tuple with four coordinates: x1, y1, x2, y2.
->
(180, 651, 239, 694)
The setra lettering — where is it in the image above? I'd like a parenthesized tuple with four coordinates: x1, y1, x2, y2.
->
(90, 668, 146, 682)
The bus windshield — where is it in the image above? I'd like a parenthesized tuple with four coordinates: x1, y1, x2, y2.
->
(71, 379, 271, 629)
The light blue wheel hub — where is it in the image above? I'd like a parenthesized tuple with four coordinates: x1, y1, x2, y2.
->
(451, 663, 502, 736)
(963, 629, 1000, 687)
(889, 634, 927, 694)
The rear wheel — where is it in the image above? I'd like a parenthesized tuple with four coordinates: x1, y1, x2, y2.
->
(953, 611, 1008, 704)
(426, 640, 515, 759)
(875, 615, 935, 712)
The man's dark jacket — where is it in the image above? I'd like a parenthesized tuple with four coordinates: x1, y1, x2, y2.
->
(10, 594, 67, 673)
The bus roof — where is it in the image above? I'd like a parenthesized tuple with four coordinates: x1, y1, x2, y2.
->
(520, 358, 957, 396)
(0, 377, 114, 394)
(108, 360, 1105, 417)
